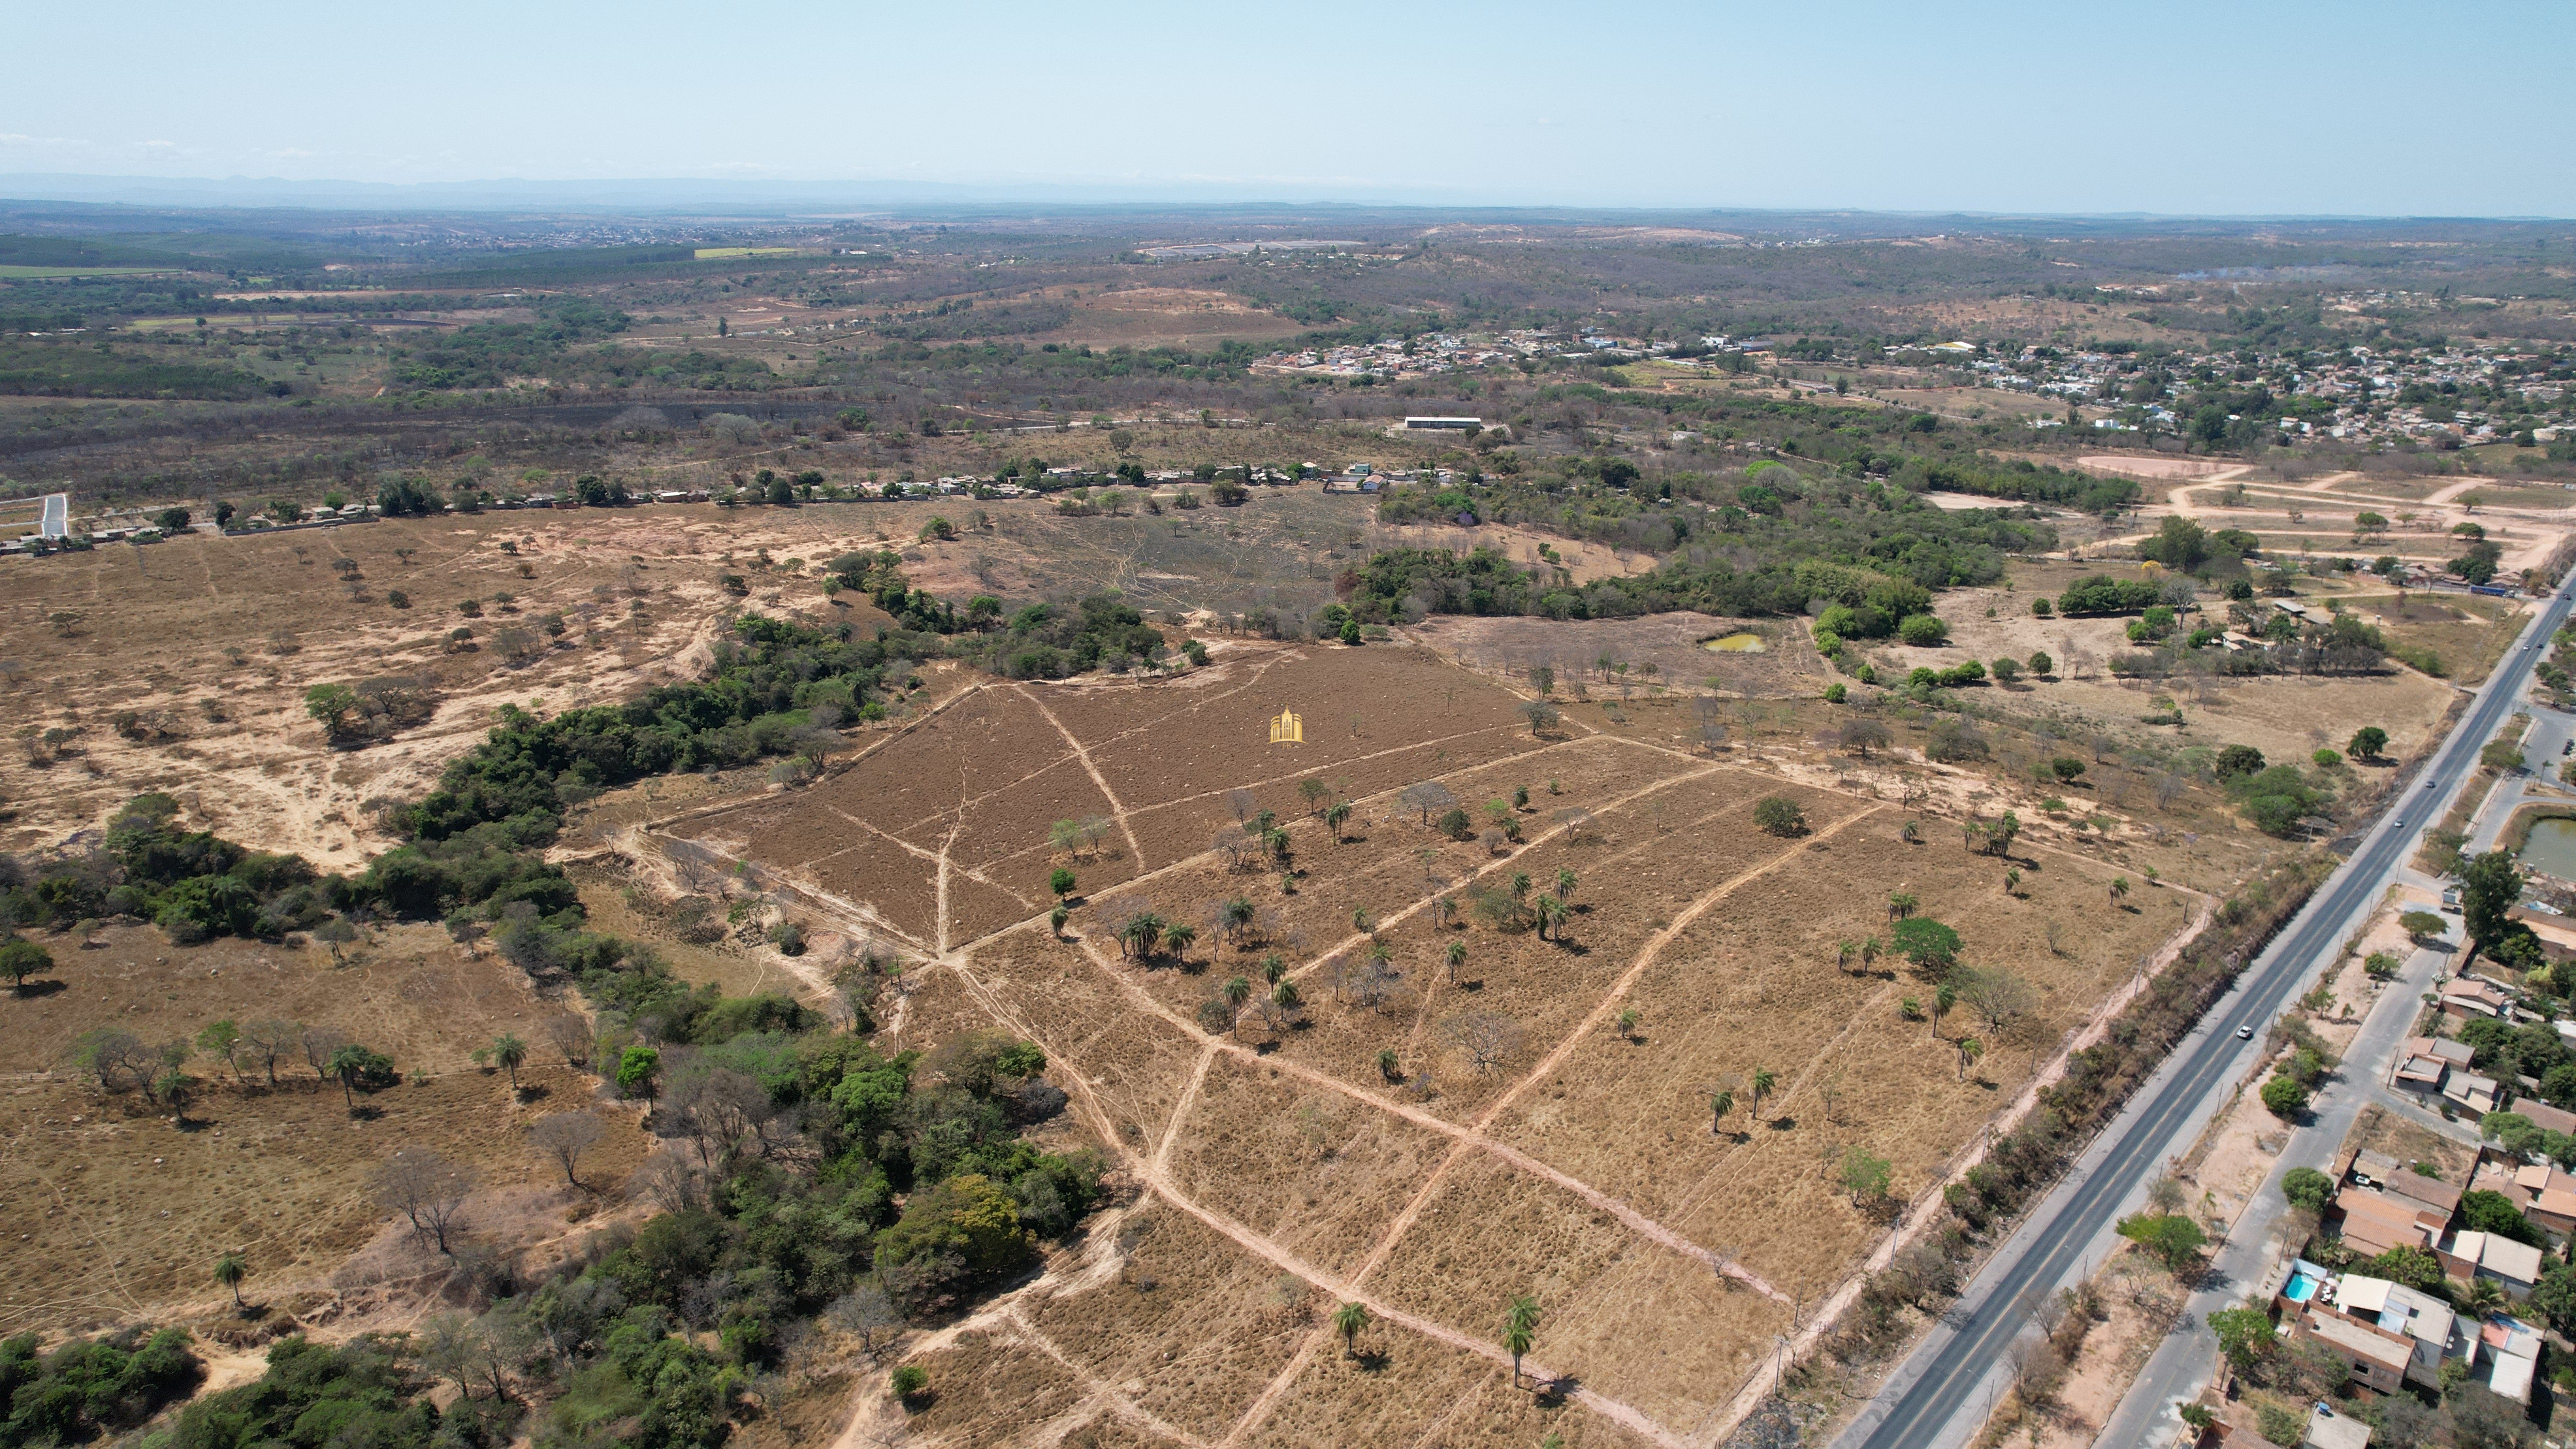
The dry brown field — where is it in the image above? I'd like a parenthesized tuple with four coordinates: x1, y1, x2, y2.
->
(0, 921, 651, 1338)
(647, 641, 2221, 1447)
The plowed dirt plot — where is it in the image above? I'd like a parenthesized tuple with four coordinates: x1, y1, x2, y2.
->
(653, 639, 2203, 1449)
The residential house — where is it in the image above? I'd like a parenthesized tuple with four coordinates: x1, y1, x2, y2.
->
(2444, 1070, 2501, 1116)
(2439, 977, 2514, 1022)
(2294, 1310, 2414, 1395)
(2302, 1404, 2373, 1449)
(2389, 1038, 2472, 1100)
(2470, 1156, 2576, 1238)
(2436, 1230, 2544, 1299)
(2509, 1098, 2576, 1137)
(2476, 1316, 2543, 1405)
(2308, 1273, 2472, 1389)
(2330, 1186, 2440, 1259)
(2377, 1167, 2463, 1224)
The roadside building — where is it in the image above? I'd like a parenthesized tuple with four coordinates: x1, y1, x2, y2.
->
(2439, 977, 2514, 1022)
(2390, 1037, 2467, 1099)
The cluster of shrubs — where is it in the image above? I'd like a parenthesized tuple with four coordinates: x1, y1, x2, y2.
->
(1, 795, 329, 945)
(0, 1325, 201, 1447)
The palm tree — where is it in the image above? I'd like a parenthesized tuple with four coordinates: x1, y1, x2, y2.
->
(2109, 876, 2131, 910)
(1221, 896, 1256, 944)
(1333, 1301, 1370, 1359)
(213, 1250, 248, 1311)
(2462, 1275, 2508, 1317)
(1709, 1089, 1735, 1135)
(1537, 895, 1569, 942)
(1933, 983, 1955, 1039)
(1352, 906, 1373, 935)
(1164, 923, 1199, 964)
(1616, 1008, 1639, 1041)
(1957, 1036, 1984, 1082)
(1554, 869, 1577, 902)
(2004, 867, 2021, 896)
(1272, 978, 1301, 1011)
(1861, 936, 1882, 973)
(1750, 1068, 1777, 1123)
(1888, 891, 1918, 922)
(1836, 939, 1858, 974)
(1446, 940, 1466, 982)
(328, 1045, 375, 1111)
(1504, 1295, 1541, 1387)
(490, 1033, 526, 1092)
(1263, 953, 1288, 984)
(1325, 801, 1352, 842)
(1221, 976, 1253, 1035)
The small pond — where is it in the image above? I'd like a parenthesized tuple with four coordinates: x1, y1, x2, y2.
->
(1703, 632, 1765, 653)
(2523, 817, 2576, 880)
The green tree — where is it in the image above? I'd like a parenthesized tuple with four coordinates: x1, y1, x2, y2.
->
(1503, 1295, 1540, 1387)
(2348, 725, 2389, 759)
(213, 1250, 248, 1310)
(1, 938, 55, 992)
(1890, 917, 1963, 973)
(1839, 1146, 1894, 1205)
(616, 1044, 660, 1100)
(2456, 850, 2526, 968)
(195, 1020, 246, 1085)
(1752, 797, 1807, 837)
(2206, 1305, 2276, 1371)
(2398, 910, 2447, 942)
(2260, 1073, 2309, 1118)
(303, 683, 360, 742)
(891, 1364, 928, 1402)
(1049, 867, 1076, 900)
(1333, 1301, 1369, 1358)
(2279, 1166, 2333, 1213)
(2459, 1188, 2544, 1246)
(2116, 1212, 2208, 1272)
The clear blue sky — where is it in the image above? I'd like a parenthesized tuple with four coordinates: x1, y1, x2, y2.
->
(8, 0, 2571, 215)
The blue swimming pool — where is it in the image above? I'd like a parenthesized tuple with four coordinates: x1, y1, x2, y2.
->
(2285, 1269, 2325, 1304)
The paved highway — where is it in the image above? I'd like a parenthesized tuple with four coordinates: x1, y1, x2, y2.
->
(1838, 575, 2576, 1449)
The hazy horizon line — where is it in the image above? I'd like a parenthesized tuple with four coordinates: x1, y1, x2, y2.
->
(0, 172, 2566, 225)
